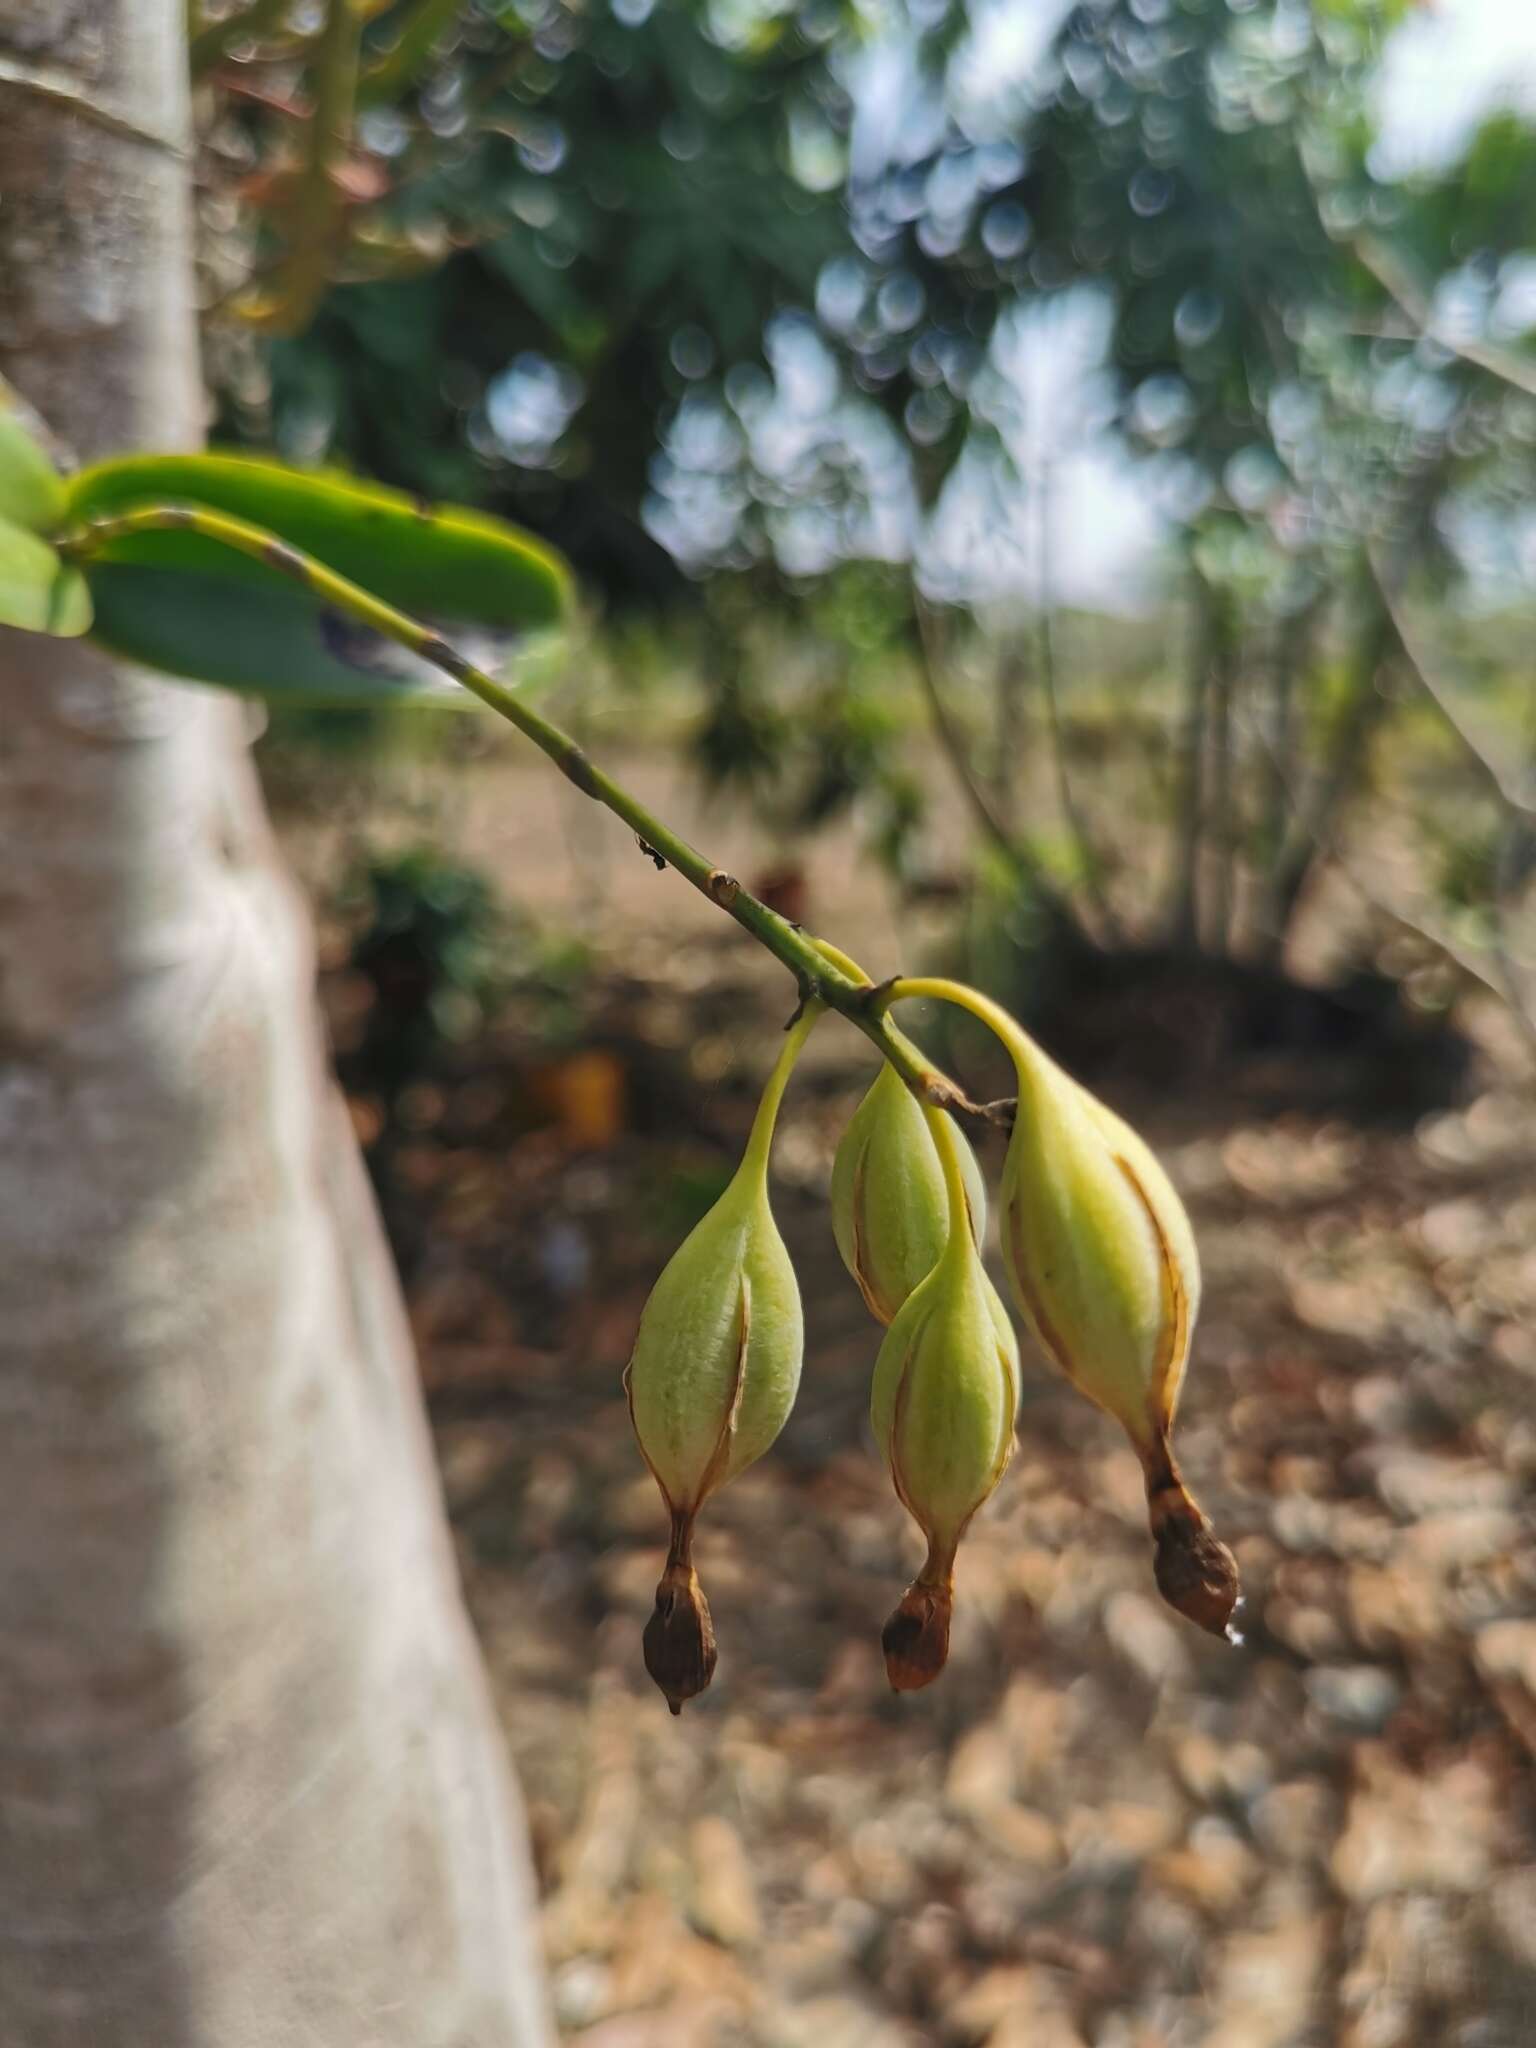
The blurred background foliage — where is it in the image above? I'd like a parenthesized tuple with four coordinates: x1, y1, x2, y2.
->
(195, 0, 1536, 1078)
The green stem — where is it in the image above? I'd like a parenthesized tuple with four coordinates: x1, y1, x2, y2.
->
(812, 938, 929, 1093)
(809, 938, 867, 984)
(741, 1003, 822, 1179)
(237, 0, 363, 336)
(61, 502, 969, 1109)
(921, 1102, 974, 1279)
(886, 974, 1032, 1087)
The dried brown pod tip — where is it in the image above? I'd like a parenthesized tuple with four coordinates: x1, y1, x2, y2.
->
(880, 1550, 955, 1692)
(643, 1545, 717, 1716)
(1143, 1441, 1242, 1642)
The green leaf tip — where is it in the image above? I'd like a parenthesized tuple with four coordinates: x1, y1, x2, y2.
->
(0, 383, 69, 536)
(0, 519, 91, 638)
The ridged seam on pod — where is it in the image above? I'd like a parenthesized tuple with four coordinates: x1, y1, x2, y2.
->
(871, 1103, 1020, 1692)
(625, 1007, 815, 1711)
(831, 1060, 988, 1325)
(994, 1020, 1240, 1640)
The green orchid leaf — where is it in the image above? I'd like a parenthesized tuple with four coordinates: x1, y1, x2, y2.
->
(65, 450, 571, 634)
(0, 518, 91, 637)
(81, 561, 563, 707)
(64, 450, 571, 704)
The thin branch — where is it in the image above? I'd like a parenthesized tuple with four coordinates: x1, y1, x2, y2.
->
(911, 597, 1018, 865)
(61, 503, 979, 1113)
(1353, 234, 1536, 403)
(1267, 590, 1395, 947)
(1201, 615, 1237, 958)
(912, 596, 1068, 926)
(1168, 558, 1212, 951)
(212, 74, 309, 116)
(991, 637, 1025, 830)
(1035, 593, 1122, 943)
(1245, 672, 1536, 1063)
(1262, 591, 1326, 843)
(234, 0, 363, 338)
(1298, 135, 1536, 402)
(357, 0, 465, 107)
(1365, 545, 1536, 825)
(1489, 808, 1536, 1049)
(190, 0, 297, 76)
(1484, 647, 1536, 1037)
(1300, 141, 1536, 400)
(1330, 850, 1536, 1063)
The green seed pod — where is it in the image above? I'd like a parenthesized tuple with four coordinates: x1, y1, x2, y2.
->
(999, 1044, 1195, 1447)
(627, 1167, 803, 1518)
(870, 1106, 1019, 1692)
(831, 1061, 987, 1325)
(997, 1030, 1239, 1639)
(626, 1012, 813, 1711)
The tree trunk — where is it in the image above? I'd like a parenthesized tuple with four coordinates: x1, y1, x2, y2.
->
(0, 8, 551, 2045)
(1253, 588, 1326, 968)
(1167, 559, 1214, 953)
(1200, 610, 1237, 959)
(1266, 591, 1396, 959)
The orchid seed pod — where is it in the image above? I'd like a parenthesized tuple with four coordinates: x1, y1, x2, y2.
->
(626, 1010, 815, 1712)
(871, 1104, 1020, 1692)
(996, 1025, 1241, 1640)
(831, 1060, 987, 1325)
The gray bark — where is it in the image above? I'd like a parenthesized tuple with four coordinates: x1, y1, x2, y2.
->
(0, 6, 551, 2043)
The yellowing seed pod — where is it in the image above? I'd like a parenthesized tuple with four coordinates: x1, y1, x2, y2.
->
(871, 1106, 1019, 1692)
(831, 1061, 987, 1325)
(626, 1014, 812, 1712)
(997, 1031, 1240, 1639)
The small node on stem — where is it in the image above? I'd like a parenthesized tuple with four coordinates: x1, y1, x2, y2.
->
(417, 631, 473, 683)
(857, 975, 900, 1019)
(560, 746, 600, 799)
(920, 1071, 965, 1111)
(706, 869, 740, 908)
(261, 538, 308, 581)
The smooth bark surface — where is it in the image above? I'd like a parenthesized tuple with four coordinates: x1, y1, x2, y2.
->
(0, 6, 550, 2042)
